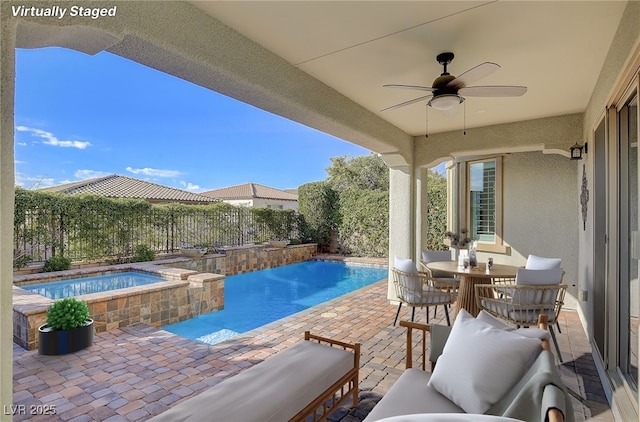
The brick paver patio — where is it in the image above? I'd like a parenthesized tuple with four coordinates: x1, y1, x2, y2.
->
(13, 278, 613, 421)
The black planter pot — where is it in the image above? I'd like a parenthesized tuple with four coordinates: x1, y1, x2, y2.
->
(38, 319, 94, 355)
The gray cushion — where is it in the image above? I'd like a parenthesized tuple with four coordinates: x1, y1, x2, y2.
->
(422, 250, 456, 279)
(526, 255, 562, 270)
(363, 369, 464, 421)
(149, 341, 354, 422)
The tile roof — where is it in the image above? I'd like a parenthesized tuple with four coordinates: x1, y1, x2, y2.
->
(40, 174, 217, 204)
(201, 182, 298, 201)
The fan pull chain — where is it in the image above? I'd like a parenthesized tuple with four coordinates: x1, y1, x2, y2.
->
(463, 101, 467, 136)
(425, 104, 429, 138)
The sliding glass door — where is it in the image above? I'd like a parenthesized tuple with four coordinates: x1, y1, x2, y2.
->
(619, 93, 639, 391)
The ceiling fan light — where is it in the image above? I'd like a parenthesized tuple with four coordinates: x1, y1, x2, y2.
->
(428, 94, 464, 111)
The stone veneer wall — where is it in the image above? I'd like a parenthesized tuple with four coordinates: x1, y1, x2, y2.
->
(224, 243, 317, 274)
(13, 264, 224, 351)
(168, 243, 317, 275)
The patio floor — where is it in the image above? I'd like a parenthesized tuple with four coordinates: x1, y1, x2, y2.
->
(13, 277, 613, 421)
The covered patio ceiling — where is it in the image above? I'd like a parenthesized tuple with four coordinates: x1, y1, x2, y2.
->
(191, 1, 626, 139)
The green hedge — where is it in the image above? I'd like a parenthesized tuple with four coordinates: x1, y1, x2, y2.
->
(14, 188, 301, 264)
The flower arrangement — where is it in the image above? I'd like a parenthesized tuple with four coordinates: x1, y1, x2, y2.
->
(445, 228, 471, 249)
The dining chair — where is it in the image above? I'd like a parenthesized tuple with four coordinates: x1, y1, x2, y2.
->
(419, 250, 460, 318)
(392, 257, 456, 326)
(525, 254, 563, 332)
(475, 268, 567, 361)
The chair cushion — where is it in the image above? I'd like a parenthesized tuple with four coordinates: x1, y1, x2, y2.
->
(514, 268, 564, 304)
(422, 250, 455, 278)
(362, 369, 464, 421)
(526, 255, 562, 270)
(149, 341, 354, 422)
(428, 309, 542, 414)
(394, 256, 418, 274)
(422, 286, 453, 305)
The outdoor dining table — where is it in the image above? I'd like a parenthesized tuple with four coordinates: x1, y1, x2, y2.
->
(426, 261, 519, 317)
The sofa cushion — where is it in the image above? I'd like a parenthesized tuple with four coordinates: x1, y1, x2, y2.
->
(362, 369, 463, 421)
(428, 309, 542, 414)
(149, 340, 354, 422)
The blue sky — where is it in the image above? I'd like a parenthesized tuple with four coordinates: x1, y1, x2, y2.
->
(14, 47, 373, 192)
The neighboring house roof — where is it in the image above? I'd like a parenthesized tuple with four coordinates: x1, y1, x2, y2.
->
(201, 182, 298, 202)
(40, 174, 217, 204)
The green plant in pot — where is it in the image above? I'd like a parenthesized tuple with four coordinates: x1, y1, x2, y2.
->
(38, 298, 94, 355)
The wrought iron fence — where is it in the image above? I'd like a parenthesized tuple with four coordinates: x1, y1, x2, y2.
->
(13, 189, 301, 263)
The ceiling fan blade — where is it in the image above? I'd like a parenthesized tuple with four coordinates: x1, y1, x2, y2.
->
(381, 94, 433, 112)
(447, 62, 500, 89)
(383, 84, 435, 92)
(459, 85, 527, 97)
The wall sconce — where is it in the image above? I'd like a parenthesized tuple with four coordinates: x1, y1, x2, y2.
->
(570, 142, 587, 160)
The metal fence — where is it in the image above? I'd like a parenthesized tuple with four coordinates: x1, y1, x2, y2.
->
(14, 192, 300, 263)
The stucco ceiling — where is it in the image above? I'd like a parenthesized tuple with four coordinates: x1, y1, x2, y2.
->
(190, 1, 627, 136)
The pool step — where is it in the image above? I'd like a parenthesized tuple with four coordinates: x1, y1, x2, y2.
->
(196, 329, 240, 345)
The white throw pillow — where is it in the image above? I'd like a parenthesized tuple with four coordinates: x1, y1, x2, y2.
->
(394, 256, 418, 274)
(428, 309, 542, 414)
(476, 310, 516, 331)
(477, 310, 550, 339)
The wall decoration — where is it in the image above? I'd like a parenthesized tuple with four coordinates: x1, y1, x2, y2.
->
(580, 164, 589, 230)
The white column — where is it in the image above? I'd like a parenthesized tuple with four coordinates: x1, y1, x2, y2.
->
(0, 15, 16, 418)
(415, 166, 429, 260)
(387, 163, 415, 300)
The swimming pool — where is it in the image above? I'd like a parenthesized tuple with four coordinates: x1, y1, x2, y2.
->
(21, 271, 167, 299)
(163, 261, 387, 345)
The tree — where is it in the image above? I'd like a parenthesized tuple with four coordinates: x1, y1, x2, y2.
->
(297, 182, 339, 250)
(298, 153, 448, 257)
(326, 153, 389, 192)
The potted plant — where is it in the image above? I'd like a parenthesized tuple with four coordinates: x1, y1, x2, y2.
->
(38, 298, 94, 355)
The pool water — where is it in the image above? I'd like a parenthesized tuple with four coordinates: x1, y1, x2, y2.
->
(163, 261, 387, 345)
(21, 271, 166, 299)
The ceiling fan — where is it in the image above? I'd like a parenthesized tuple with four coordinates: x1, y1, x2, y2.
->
(382, 52, 527, 113)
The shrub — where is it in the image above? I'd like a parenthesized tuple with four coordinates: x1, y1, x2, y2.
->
(132, 245, 155, 262)
(46, 298, 91, 330)
(42, 255, 72, 272)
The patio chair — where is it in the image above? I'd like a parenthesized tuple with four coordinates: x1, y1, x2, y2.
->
(526, 254, 563, 332)
(419, 250, 460, 318)
(392, 257, 456, 326)
(475, 268, 567, 361)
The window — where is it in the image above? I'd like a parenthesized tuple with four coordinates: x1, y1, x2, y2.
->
(468, 160, 497, 243)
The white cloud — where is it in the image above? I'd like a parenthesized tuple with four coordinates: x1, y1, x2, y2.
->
(126, 167, 183, 178)
(15, 172, 56, 189)
(75, 169, 111, 180)
(180, 181, 201, 192)
(15, 125, 91, 149)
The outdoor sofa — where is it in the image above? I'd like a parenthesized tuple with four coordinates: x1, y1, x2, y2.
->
(364, 310, 574, 422)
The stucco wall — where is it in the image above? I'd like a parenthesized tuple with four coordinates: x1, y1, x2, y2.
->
(499, 151, 579, 308)
(580, 0, 640, 326)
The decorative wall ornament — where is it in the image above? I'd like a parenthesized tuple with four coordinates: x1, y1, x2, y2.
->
(580, 164, 589, 230)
